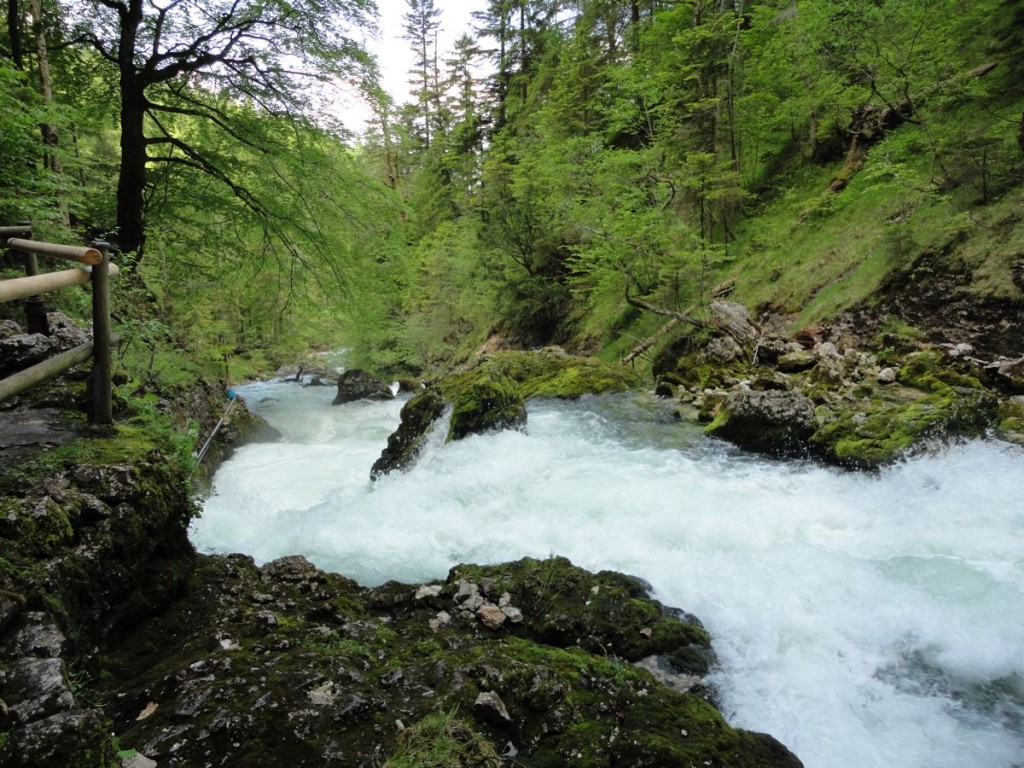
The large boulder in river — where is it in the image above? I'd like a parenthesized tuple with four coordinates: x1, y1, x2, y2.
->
(441, 349, 640, 399)
(447, 373, 527, 441)
(371, 388, 447, 479)
(706, 388, 819, 459)
(332, 369, 394, 405)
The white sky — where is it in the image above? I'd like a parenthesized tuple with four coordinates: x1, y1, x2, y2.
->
(337, 0, 490, 135)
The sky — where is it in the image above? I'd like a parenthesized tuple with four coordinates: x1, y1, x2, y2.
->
(338, 0, 490, 134)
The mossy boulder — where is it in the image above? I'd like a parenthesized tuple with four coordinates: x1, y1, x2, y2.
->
(373, 351, 639, 479)
(371, 388, 447, 479)
(332, 369, 394, 405)
(811, 386, 999, 469)
(705, 389, 819, 459)
(447, 373, 527, 441)
(441, 349, 640, 400)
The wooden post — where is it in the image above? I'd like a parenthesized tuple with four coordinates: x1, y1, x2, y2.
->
(89, 241, 113, 425)
(6, 222, 50, 334)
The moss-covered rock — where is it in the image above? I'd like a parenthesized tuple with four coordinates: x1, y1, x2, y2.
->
(811, 386, 999, 469)
(94, 554, 799, 768)
(371, 388, 447, 479)
(441, 349, 640, 400)
(447, 373, 527, 441)
(705, 389, 819, 459)
(332, 368, 395, 405)
(373, 351, 639, 479)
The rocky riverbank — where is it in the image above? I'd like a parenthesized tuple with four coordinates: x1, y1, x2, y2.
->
(1, 340, 802, 767)
(650, 300, 1024, 468)
(0, 451, 801, 768)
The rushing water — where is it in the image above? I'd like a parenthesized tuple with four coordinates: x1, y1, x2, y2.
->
(191, 378, 1024, 768)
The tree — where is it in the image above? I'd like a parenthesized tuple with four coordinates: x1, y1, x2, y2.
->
(402, 0, 442, 148)
(66, 0, 376, 259)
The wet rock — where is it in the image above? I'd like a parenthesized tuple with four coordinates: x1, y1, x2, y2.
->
(261, 554, 323, 584)
(370, 389, 447, 479)
(986, 356, 1024, 394)
(705, 388, 818, 459)
(331, 369, 394, 404)
(634, 655, 704, 693)
(447, 372, 527, 442)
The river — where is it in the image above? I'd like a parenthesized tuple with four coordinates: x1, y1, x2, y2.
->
(190, 378, 1024, 768)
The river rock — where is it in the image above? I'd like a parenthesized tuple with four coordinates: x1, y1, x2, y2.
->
(986, 356, 1024, 394)
(705, 388, 818, 458)
(371, 388, 447, 479)
(332, 369, 394, 405)
(447, 373, 527, 441)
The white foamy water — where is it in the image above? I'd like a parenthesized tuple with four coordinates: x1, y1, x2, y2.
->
(192, 379, 1024, 768)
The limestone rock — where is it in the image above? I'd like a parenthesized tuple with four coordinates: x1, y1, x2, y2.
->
(474, 691, 513, 724)
(4, 657, 75, 725)
(332, 369, 394, 405)
(0, 333, 52, 377)
(705, 388, 818, 459)
(477, 603, 506, 630)
(0, 709, 115, 768)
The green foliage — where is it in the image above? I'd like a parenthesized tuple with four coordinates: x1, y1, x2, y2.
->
(375, 693, 510, 764)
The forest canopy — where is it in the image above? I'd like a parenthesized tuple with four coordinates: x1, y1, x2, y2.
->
(2, 0, 1022, 377)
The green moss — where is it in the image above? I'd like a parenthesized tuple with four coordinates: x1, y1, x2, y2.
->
(896, 351, 983, 392)
(447, 373, 527, 441)
(812, 387, 999, 469)
(383, 710, 501, 768)
(442, 350, 640, 401)
(0, 497, 73, 559)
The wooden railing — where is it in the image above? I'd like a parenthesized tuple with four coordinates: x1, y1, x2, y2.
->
(1, 224, 119, 425)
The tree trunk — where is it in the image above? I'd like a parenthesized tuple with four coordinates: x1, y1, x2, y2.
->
(8, 0, 22, 67)
(115, 1, 147, 258)
(29, 0, 69, 228)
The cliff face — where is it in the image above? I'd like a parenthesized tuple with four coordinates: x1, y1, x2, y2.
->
(0, 403, 802, 768)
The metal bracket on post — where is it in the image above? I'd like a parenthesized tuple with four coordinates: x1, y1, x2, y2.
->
(88, 241, 113, 425)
